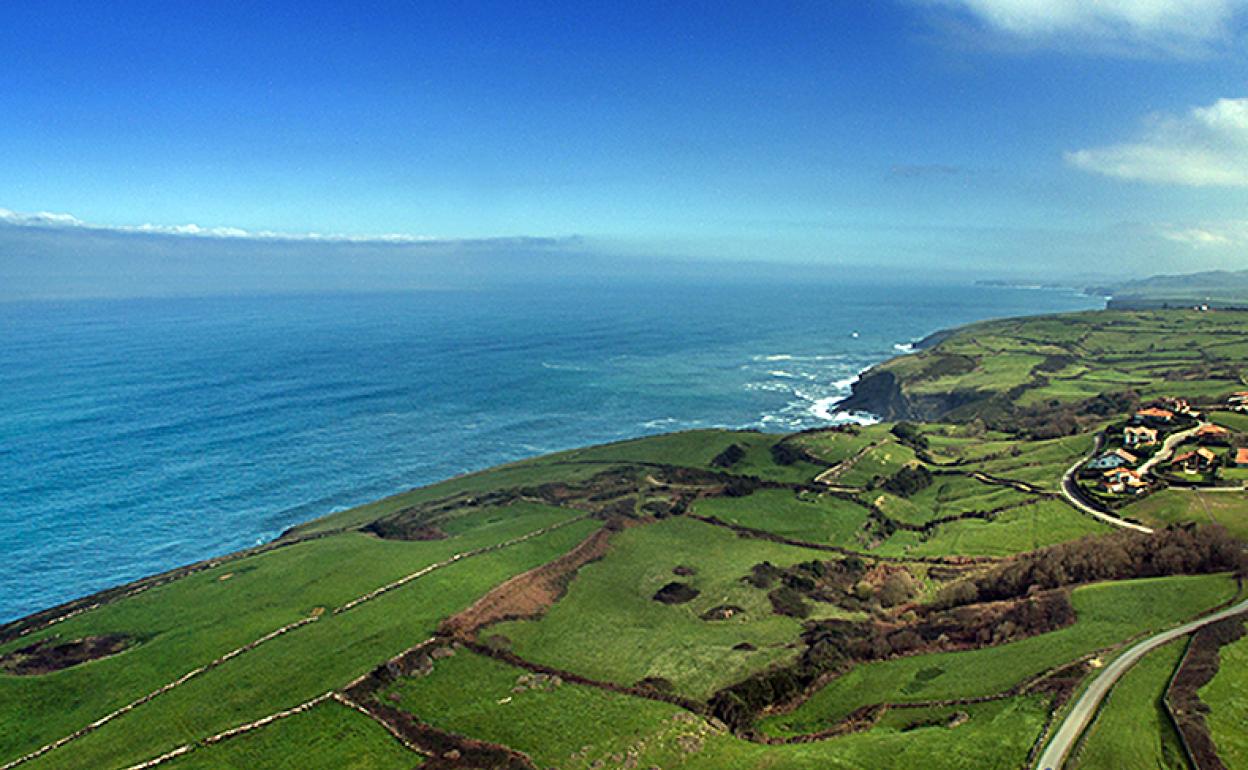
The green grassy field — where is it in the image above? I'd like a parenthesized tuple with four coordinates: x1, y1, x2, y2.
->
(760, 574, 1236, 738)
(162, 701, 416, 770)
(13, 514, 598, 770)
(1070, 638, 1188, 770)
(388, 647, 1050, 770)
(1199, 620, 1248, 770)
(692, 488, 872, 548)
(490, 517, 856, 699)
(845, 310, 1248, 422)
(873, 499, 1109, 558)
(1123, 488, 1248, 541)
(1210, 410, 1248, 433)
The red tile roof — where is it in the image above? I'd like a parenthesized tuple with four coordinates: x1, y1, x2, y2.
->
(1236, 448, 1248, 466)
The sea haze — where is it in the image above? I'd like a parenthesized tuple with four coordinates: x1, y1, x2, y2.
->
(0, 280, 1098, 621)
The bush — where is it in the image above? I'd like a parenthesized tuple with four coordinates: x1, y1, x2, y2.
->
(881, 464, 933, 497)
(890, 422, 930, 450)
(710, 443, 746, 468)
(768, 585, 811, 618)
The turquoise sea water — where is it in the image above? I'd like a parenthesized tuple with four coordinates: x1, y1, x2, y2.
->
(0, 280, 1098, 621)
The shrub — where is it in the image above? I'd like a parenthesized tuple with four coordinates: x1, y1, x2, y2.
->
(881, 464, 932, 497)
(711, 443, 746, 468)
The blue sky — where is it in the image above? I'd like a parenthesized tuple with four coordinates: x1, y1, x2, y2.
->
(1, 0, 1246, 294)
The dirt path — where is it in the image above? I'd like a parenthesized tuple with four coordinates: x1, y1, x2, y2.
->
(440, 522, 619, 637)
(814, 442, 882, 486)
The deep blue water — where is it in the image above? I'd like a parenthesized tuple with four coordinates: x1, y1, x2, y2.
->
(0, 281, 1098, 621)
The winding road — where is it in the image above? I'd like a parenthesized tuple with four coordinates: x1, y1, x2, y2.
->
(1036, 598, 1248, 770)
(1060, 452, 1153, 534)
(1058, 421, 1207, 535)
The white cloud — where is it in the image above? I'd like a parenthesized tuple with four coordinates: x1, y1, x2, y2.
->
(1066, 98, 1248, 186)
(1159, 221, 1248, 246)
(0, 207, 446, 243)
(926, 0, 1246, 53)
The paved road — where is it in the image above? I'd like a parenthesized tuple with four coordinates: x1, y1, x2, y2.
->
(1060, 448, 1154, 534)
(1036, 598, 1248, 770)
(1137, 423, 1203, 476)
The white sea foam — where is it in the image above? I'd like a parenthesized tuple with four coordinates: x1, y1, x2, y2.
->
(834, 410, 880, 426)
(810, 396, 841, 421)
(832, 376, 858, 391)
(769, 370, 796, 378)
(642, 417, 679, 429)
(759, 354, 794, 361)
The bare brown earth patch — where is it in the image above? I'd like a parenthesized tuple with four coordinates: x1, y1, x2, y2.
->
(438, 520, 626, 638)
(0, 633, 132, 675)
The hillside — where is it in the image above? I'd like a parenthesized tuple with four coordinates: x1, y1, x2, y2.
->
(3, 311, 1248, 770)
(1091, 270, 1248, 310)
(838, 309, 1248, 428)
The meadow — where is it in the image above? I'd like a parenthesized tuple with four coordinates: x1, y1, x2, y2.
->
(1069, 638, 1188, 770)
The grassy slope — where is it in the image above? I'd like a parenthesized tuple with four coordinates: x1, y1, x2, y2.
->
(490, 517, 856, 700)
(1199, 619, 1248, 770)
(861, 310, 1248, 413)
(391, 647, 1049, 770)
(0, 503, 579, 762)
(761, 574, 1236, 737)
(162, 701, 416, 770)
(1125, 489, 1248, 541)
(693, 489, 872, 548)
(19, 517, 598, 770)
(876, 499, 1107, 558)
(1070, 638, 1188, 770)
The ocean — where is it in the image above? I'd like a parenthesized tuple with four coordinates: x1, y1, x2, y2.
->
(0, 280, 1098, 621)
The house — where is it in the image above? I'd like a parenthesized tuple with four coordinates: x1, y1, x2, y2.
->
(1124, 425, 1158, 448)
(1100, 468, 1147, 495)
(1087, 448, 1139, 470)
(1195, 424, 1231, 444)
(1160, 397, 1197, 416)
(1228, 391, 1248, 405)
(1134, 407, 1175, 425)
(1234, 448, 1248, 468)
(1171, 447, 1217, 474)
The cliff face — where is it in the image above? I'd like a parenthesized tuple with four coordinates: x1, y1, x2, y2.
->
(837, 370, 914, 421)
(837, 369, 990, 423)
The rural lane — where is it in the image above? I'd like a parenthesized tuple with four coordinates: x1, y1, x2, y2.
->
(1137, 423, 1204, 476)
(1060, 451, 1153, 534)
(1036, 597, 1248, 770)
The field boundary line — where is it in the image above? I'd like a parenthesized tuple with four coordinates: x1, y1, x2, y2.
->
(333, 514, 588, 614)
(1, 516, 585, 770)
(119, 692, 335, 770)
(0, 614, 320, 770)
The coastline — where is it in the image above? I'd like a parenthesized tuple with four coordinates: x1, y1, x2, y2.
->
(0, 286, 1101, 626)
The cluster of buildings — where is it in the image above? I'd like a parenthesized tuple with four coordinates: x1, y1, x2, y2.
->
(1228, 392, 1248, 414)
(1086, 395, 1247, 495)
